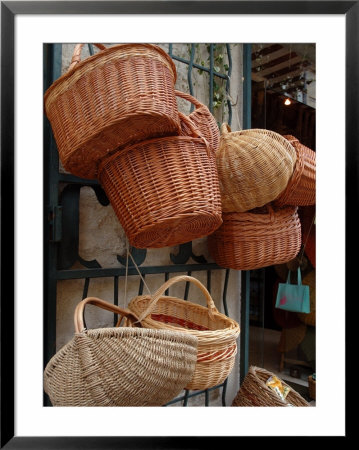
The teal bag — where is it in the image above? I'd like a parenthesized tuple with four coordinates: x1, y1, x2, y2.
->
(275, 268, 310, 314)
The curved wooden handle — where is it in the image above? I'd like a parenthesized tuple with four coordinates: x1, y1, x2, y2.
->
(137, 275, 219, 323)
(69, 43, 107, 71)
(175, 90, 204, 109)
(74, 297, 138, 333)
(178, 112, 211, 156)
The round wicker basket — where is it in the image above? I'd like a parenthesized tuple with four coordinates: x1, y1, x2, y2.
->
(274, 135, 316, 207)
(176, 90, 220, 152)
(44, 297, 198, 407)
(232, 366, 309, 406)
(216, 125, 297, 212)
(44, 43, 181, 179)
(98, 115, 222, 249)
(208, 204, 302, 270)
(128, 275, 240, 390)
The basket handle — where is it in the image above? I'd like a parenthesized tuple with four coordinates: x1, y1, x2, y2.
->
(69, 43, 107, 71)
(178, 112, 212, 157)
(74, 296, 139, 333)
(136, 275, 219, 323)
(220, 123, 232, 135)
(175, 90, 204, 110)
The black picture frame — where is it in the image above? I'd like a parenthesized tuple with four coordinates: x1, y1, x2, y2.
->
(1, 1, 354, 447)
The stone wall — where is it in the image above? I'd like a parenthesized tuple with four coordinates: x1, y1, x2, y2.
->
(55, 43, 244, 406)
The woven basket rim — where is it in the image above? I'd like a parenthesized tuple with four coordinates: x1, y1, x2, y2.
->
(128, 294, 240, 336)
(98, 134, 209, 172)
(44, 43, 177, 101)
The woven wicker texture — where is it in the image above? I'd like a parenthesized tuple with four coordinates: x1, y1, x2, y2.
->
(98, 115, 222, 249)
(44, 43, 181, 179)
(128, 275, 240, 390)
(216, 125, 297, 212)
(176, 90, 220, 152)
(208, 205, 302, 271)
(274, 135, 316, 207)
(232, 366, 309, 407)
(44, 297, 198, 406)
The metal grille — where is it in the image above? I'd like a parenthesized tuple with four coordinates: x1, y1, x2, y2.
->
(43, 43, 251, 407)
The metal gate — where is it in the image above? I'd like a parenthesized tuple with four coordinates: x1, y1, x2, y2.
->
(43, 43, 252, 407)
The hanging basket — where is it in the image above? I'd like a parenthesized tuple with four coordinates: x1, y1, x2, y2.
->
(44, 43, 181, 179)
(208, 204, 302, 270)
(98, 114, 222, 249)
(216, 125, 297, 212)
(274, 135, 316, 207)
(176, 90, 220, 152)
(128, 275, 240, 390)
(44, 297, 198, 407)
(232, 366, 309, 406)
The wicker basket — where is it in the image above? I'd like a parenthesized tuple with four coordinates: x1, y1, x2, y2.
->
(232, 366, 309, 406)
(216, 125, 297, 212)
(176, 90, 220, 152)
(44, 43, 181, 179)
(274, 135, 316, 207)
(44, 297, 198, 407)
(208, 204, 302, 270)
(308, 374, 316, 400)
(98, 115, 222, 249)
(128, 275, 240, 390)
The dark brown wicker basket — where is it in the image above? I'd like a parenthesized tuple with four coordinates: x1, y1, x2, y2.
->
(232, 366, 309, 407)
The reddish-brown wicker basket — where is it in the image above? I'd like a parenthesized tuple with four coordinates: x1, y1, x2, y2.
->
(274, 135, 316, 207)
(44, 43, 181, 179)
(208, 204, 302, 270)
(176, 90, 220, 152)
(232, 366, 309, 406)
(98, 115, 222, 249)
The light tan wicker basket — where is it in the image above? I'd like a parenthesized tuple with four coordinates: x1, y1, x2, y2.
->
(208, 204, 302, 270)
(274, 135, 316, 207)
(176, 90, 220, 152)
(216, 125, 297, 212)
(44, 43, 181, 179)
(232, 366, 309, 406)
(128, 275, 240, 390)
(44, 297, 198, 406)
(98, 114, 222, 249)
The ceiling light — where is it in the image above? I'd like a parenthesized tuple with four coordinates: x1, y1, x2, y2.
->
(284, 98, 291, 106)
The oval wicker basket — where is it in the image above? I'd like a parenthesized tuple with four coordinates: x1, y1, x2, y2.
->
(98, 114, 222, 249)
(232, 366, 309, 406)
(128, 275, 240, 390)
(274, 135, 316, 207)
(176, 90, 220, 152)
(208, 204, 302, 270)
(44, 43, 181, 179)
(216, 125, 297, 212)
(44, 297, 198, 407)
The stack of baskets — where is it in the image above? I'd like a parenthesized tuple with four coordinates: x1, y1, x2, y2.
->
(44, 43, 222, 249)
(208, 124, 315, 270)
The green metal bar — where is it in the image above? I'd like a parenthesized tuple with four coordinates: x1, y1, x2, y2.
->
(169, 54, 228, 80)
(56, 263, 221, 280)
(209, 44, 214, 113)
(225, 44, 233, 126)
(187, 44, 195, 103)
(43, 43, 62, 406)
(240, 270, 251, 385)
(243, 43, 252, 130)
